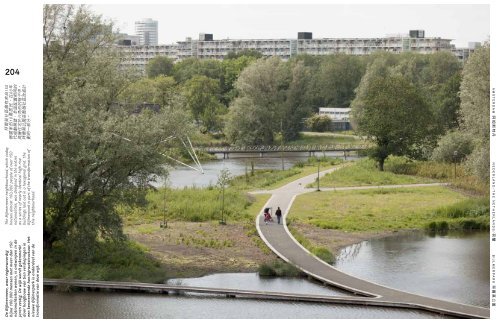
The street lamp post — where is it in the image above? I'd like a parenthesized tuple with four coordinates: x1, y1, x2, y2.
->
(317, 156, 320, 192)
(280, 120, 284, 171)
(161, 175, 168, 228)
(221, 186, 225, 224)
(453, 150, 458, 179)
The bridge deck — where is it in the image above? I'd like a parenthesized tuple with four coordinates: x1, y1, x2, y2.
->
(254, 168, 490, 319)
(44, 278, 426, 309)
(200, 144, 369, 154)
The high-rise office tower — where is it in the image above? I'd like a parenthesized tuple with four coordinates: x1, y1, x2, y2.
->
(135, 18, 158, 46)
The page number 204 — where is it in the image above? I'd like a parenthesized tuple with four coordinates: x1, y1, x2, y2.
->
(5, 69, 20, 75)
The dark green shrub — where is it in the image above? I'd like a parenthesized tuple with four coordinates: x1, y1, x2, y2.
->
(312, 247, 334, 264)
(305, 115, 332, 132)
(258, 260, 301, 277)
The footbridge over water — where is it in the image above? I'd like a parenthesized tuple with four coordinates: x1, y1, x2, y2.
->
(199, 144, 370, 159)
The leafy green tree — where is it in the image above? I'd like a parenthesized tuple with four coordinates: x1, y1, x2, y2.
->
(182, 75, 225, 131)
(221, 55, 259, 104)
(225, 49, 262, 59)
(305, 115, 332, 132)
(217, 168, 231, 224)
(282, 60, 313, 140)
(421, 52, 462, 134)
(119, 78, 158, 106)
(225, 57, 310, 144)
(120, 75, 178, 108)
(225, 57, 311, 144)
(351, 59, 432, 170)
(153, 75, 178, 107)
(225, 58, 285, 144)
(311, 54, 366, 107)
(459, 44, 490, 180)
(173, 58, 224, 84)
(430, 131, 474, 163)
(43, 4, 192, 253)
(43, 4, 117, 117)
(433, 72, 462, 131)
(225, 96, 274, 145)
(146, 56, 174, 78)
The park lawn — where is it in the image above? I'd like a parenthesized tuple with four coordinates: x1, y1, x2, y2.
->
(230, 158, 346, 191)
(264, 164, 341, 189)
(120, 187, 271, 225)
(254, 162, 347, 190)
(288, 186, 471, 232)
(229, 168, 302, 191)
(314, 158, 436, 188)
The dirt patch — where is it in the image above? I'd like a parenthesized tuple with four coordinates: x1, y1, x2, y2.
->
(289, 222, 409, 255)
(125, 220, 409, 279)
(125, 221, 276, 279)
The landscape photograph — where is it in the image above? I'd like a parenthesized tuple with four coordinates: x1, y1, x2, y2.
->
(42, 3, 491, 319)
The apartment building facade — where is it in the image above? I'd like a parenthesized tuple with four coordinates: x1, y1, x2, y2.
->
(117, 30, 473, 71)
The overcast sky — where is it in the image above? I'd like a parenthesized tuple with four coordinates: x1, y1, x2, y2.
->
(91, 4, 489, 48)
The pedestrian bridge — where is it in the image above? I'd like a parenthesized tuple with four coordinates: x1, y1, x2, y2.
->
(199, 144, 370, 158)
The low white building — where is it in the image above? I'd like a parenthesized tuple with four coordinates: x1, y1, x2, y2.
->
(318, 107, 351, 131)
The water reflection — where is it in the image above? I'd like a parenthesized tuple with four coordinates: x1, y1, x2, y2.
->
(334, 231, 490, 307)
(336, 242, 362, 263)
(44, 290, 446, 319)
(166, 272, 349, 296)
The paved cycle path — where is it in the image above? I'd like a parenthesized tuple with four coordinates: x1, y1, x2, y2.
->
(253, 167, 490, 318)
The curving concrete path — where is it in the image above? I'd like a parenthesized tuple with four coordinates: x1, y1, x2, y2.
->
(253, 166, 490, 319)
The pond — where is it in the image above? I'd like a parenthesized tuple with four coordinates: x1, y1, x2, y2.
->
(334, 230, 490, 307)
(44, 273, 445, 319)
(43, 231, 489, 319)
(161, 151, 357, 188)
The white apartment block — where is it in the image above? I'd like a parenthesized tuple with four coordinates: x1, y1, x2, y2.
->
(117, 30, 475, 71)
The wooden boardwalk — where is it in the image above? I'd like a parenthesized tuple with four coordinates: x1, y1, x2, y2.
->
(254, 167, 490, 319)
(44, 278, 432, 310)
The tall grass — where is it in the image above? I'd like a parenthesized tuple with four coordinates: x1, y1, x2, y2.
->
(120, 188, 256, 224)
(385, 156, 463, 180)
(431, 197, 489, 218)
(315, 158, 433, 188)
(288, 225, 334, 263)
(425, 197, 490, 232)
(44, 241, 167, 283)
(451, 175, 489, 196)
(385, 156, 488, 195)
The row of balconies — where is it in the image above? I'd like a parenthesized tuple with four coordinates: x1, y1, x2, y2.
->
(128, 47, 441, 58)
(119, 43, 455, 66)
(123, 46, 442, 61)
